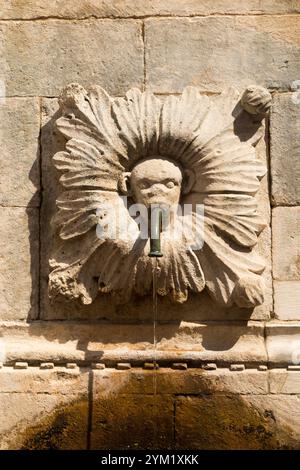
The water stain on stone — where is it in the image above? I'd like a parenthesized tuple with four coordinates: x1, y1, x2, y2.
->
(18, 377, 300, 450)
(21, 399, 88, 450)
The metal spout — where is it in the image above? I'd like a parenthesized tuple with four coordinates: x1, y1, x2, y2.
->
(148, 207, 163, 257)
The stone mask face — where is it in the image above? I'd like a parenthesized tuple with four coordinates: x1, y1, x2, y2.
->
(130, 157, 183, 208)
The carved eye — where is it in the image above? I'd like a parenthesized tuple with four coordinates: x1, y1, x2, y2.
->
(166, 181, 175, 189)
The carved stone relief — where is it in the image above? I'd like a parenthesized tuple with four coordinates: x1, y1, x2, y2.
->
(49, 84, 271, 308)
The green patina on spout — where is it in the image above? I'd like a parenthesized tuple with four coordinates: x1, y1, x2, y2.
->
(148, 208, 163, 258)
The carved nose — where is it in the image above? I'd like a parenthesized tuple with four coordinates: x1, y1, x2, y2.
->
(147, 184, 168, 195)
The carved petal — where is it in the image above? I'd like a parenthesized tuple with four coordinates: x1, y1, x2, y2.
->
(203, 194, 266, 247)
(159, 87, 211, 159)
(157, 244, 205, 302)
(112, 88, 162, 163)
(58, 83, 126, 159)
(197, 225, 265, 306)
(53, 190, 120, 239)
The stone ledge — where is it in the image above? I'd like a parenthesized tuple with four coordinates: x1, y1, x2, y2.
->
(0, 321, 266, 365)
(1, 321, 300, 366)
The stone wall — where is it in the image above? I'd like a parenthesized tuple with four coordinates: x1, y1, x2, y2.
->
(0, 0, 300, 450)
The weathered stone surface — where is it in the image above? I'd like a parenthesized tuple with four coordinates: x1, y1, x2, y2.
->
(241, 85, 272, 116)
(0, 98, 40, 207)
(270, 369, 300, 394)
(0, 368, 89, 450)
(0, 0, 299, 19)
(270, 93, 300, 205)
(2, 366, 300, 450)
(272, 207, 300, 280)
(266, 322, 300, 364)
(145, 17, 300, 93)
(0, 208, 39, 320)
(93, 368, 268, 395)
(175, 394, 300, 449)
(0, 21, 143, 97)
(0, 367, 88, 394)
(246, 395, 300, 447)
(274, 281, 300, 320)
(0, 321, 267, 365)
(91, 371, 173, 449)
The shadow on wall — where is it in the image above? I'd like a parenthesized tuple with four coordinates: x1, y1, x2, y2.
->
(26, 126, 41, 321)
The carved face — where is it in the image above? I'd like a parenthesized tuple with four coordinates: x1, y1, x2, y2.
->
(130, 157, 183, 208)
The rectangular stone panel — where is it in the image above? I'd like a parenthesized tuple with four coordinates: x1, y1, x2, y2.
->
(91, 370, 174, 449)
(0, 367, 88, 394)
(270, 93, 300, 205)
(0, 1, 299, 19)
(270, 369, 300, 394)
(266, 322, 300, 364)
(274, 281, 300, 320)
(92, 368, 268, 396)
(175, 394, 300, 449)
(0, 20, 143, 97)
(272, 207, 300, 280)
(0, 368, 89, 450)
(41, 98, 270, 321)
(145, 17, 300, 93)
(0, 207, 39, 320)
(0, 97, 40, 207)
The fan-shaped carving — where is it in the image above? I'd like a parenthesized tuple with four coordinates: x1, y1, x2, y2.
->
(49, 83, 268, 308)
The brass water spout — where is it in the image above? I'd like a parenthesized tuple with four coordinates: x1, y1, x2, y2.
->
(148, 207, 163, 257)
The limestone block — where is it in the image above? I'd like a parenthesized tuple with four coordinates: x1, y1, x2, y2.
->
(0, 367, 88, 394)
(0, 207, 39, 320)
(145, 17, 300, 93)
(91, 371, 173, 449)
(274, 281, 300, 320)
(92, 368, 268, 396)
(0, 21, 143, 97)
(0, 1, 299, 19)
(266, 322, 300, 364)
(0, 368, 89, 450)
(0, 98, 40, 207)
(270, 93, 300, 205)
(272, 207, 300, 280)
(270, 369, 300, 394)
(175, 394, 300, 449)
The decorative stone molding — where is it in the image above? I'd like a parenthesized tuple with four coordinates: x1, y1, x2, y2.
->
(2, 321, 300, 368)
(49, 84, 269, 308)
(0, 321, 268, 366)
